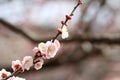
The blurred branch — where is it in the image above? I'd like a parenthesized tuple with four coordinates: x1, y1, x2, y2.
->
(1, 19, 120, 44)
(0, 19, 40, 42)
(63, 37, 120, 44)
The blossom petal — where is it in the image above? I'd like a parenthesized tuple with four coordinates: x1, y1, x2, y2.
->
(54, 39, 60, 49)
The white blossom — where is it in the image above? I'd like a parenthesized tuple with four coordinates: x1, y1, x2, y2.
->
(38, 42, 47, 55)
(22, 56, 33, 70)
(61, 25, 69, 39)
(38, 40, 60, 59)
(34, 58, 44, 70)
(45, 41, 57, 59)
(12, 60, 23, 72)
(0, 69, 11, 79)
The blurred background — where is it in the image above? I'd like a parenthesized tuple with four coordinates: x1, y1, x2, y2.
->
(0, 0, 120, 80)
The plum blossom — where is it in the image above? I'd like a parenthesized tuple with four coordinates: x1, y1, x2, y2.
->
(0, 69, 11, 79)
(66, 15, 72, 20)
(38, 42, 47, 55)
(22, 56, 33, 70)
(45, 41, 58, 59)
(8, 76, 26, 80)
(34, 58, 44, 70)
(38, 40, 60, 59)
(61, 25, 69, 39)
(12, 60, 24, 72)
(58, 25, 69, 39)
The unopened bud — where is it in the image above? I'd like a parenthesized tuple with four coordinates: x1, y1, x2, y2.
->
(66, 15, 71, 20)
(78, 0, 83, 4)
(61, 21, 68, 26)
(57, 28, 62, 34)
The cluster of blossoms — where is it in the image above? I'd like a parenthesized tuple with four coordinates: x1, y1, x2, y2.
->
(0, 17, 69, 80)
(0, 0, 82, 80)
(33, 39, 60, 70)
(0, 39, 60, 80)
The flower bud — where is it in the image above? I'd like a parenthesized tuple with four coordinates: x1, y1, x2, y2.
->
(66, 15, 71, 20)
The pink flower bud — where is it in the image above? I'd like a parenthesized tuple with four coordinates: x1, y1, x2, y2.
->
(66, 15, 71, 20)
(78, 0, 83, 4)
(57, 28, 62, 34)
(61, 21, 68, 26)
(61, 21, 65, 25)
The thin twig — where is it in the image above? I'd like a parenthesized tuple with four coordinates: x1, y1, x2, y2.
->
(52, 3, 80, 42)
